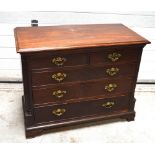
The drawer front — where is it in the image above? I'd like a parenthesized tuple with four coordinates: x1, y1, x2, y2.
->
(32, 78, 133, 105)
(29, 52, 89, 69)
(34, 95, 130, 124)
(90, 48, 141, 65)
(31, 63, 138, 86)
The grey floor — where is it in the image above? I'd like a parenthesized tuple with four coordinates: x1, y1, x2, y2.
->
(0, 83, 155, 143)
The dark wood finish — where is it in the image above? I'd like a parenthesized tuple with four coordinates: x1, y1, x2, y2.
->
(32, 78, 133, 105)
(29, 52, 89, 69)
(31, 63, 138, 86)
(34, 95, 130, 124)
(28, 46, 141, 70)
(120, 97, 136, 121)
(90, 47, 142, 65)
(14, 24, 150, 138)
(21, 56, 34, 127)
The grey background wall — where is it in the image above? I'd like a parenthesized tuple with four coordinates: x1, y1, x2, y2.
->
(0, 11, 155, 82)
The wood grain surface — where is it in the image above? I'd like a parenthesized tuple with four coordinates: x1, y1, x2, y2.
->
(14, 24, 150, 53)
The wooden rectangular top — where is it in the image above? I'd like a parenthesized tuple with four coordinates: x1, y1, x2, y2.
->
(14, 24, 150, 53)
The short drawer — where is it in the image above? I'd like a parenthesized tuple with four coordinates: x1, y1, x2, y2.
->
(32, 78, 133, 105)
(90, 47, 141, 64)
(31, 63, 138, 86)
(29, 52, 89, 70)
(34, 95, 130, 124)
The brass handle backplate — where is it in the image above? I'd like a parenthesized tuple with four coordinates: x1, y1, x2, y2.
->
(108, 53, 121, 62)
(52, 57, 66, 66)
(105, 83, 117, 92)
(106, 67, 119, 76)
(52, 108, 66, 116)
(52, 90, 67, 98)
(52, 72, 67, 82)
(102, 102, 115, 108)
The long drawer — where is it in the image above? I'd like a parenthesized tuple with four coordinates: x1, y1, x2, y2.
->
(34, 95, 130, 124)
(28, 46, 141, 70)
(32, 78, 133, 105)
(31, 63, 138, 86)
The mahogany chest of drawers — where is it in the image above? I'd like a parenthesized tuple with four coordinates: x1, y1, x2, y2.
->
(14, 24, 150, 138)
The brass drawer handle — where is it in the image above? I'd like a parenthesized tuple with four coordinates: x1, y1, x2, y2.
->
(108, 53, 121, 62)
(106, 67, 119, 76)
(52, 108, 66, 116)
(52, 90, 67, 98)
(52, 72, 67, 82)
(52, 57, 66, 66)
(102, 102, 115, 108)
(105, 83, 117, 92)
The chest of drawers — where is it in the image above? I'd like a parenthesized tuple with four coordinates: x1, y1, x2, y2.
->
(14, 24, 150, 138)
